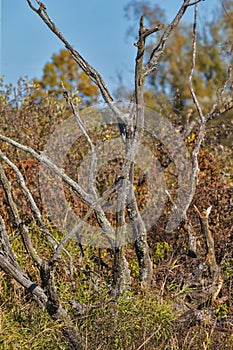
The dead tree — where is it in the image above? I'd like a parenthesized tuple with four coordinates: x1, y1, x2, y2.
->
(0, 1, 232, 348)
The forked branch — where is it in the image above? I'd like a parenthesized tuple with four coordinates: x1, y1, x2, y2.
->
(144, 0, 198, 77)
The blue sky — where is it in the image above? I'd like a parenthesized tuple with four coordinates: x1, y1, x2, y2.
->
(1, 0, 218, 94)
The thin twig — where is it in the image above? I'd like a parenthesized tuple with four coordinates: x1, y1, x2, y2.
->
(135, 325, 162, 350)
(187, 0, 205, 7)
(182, 98, 233, 138)
(188, 4, 204, 122)
(62, 85, 97, 195)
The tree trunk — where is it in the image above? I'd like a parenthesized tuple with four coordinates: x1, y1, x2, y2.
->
(111, 247, 131, 298)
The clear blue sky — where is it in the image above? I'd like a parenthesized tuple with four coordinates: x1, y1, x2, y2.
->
(1, 0, 218, 94)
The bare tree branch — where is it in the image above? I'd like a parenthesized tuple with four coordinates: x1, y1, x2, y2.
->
(0, 160, 75, 275)
(0, 163, 21, 226)
(0, 134, 93, 205)
(0, 135, 116, 255)
(187, 0, 205, 7)
(62, 85, 97, 195)
(207, 98, 233, 121)
(187, 4, 205, 193)
(0, 215, 17, 257)
(144, 0, 194, 77)
(25, 0, 126, 124)
(0, 151, 44, 225)
(182, 98, 233, 138)
(0, 244, 83, 349)
(188, 4, 204, 122)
